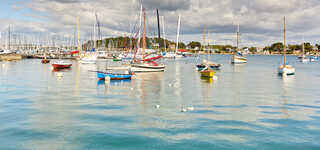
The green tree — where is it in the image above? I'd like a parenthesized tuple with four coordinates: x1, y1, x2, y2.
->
(187, 41, 201, 49)
(249, 47, 257, 53)
(270, 42, 283, 52)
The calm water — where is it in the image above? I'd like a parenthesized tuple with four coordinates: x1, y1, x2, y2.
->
(1, 55, 320, 150)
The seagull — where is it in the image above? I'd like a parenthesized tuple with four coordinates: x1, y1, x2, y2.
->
(155, 105, 160, 109)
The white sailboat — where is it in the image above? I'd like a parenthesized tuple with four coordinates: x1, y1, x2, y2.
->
(278, 16, 295, 76)
(163, 15, 184, 58)
(231, 23, 247, 64)
(79, 14, 98, 64)
(298, 38, 309, 62)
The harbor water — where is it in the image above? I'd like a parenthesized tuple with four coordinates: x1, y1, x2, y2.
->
(0, 55, 320, 150)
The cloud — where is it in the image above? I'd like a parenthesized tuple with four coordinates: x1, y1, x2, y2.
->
(1, 0, 320, 47)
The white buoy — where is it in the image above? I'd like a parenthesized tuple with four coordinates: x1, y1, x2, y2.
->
(213, 76, 218, 80)
(187, 106, 194, 111)
(105, 76, 111, 83)
(155, 105, 160, 109)
(130, 87, 134, 91)
(168, 83, 172, 87)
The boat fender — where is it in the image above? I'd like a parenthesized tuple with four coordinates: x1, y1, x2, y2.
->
(131, 75, 136, 79)
(105, 76, 111, 83)
(213, 76, 218, 80)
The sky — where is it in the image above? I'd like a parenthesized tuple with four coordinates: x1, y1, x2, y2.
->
(0, 0, 320, 47)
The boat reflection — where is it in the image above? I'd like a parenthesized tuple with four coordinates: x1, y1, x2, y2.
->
(232, 63, 246, 73)
(52, 68, 72, 72)
(280, 75, 295, 118)
(97, 79, 132, 86)
(200, 76, 215, 83)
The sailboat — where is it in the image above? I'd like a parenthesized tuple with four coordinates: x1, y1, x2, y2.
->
(196, 28, 222, 71)
(298, 39, 309, 62)
(0, 26, 14, 55)
(79, 14, 98, 64)
(278, 16, 295, 76)
(163, 15, 185, 58)
(231, 23, 247, 64)
(130, 7, 165, 72)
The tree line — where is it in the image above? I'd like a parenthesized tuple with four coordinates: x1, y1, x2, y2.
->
(82, 36, 319, 54)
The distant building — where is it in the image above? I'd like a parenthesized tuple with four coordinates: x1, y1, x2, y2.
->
(257, 47, 264, 53)
(169, 44, 175, 50)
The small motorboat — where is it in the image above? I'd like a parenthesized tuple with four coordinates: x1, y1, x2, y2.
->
(298, 55, 309, 62)
(97, 71, 134, 80)
(52, 61, 72, 69)
(41, 59, 50, 64)
(113, 56, 122, 62)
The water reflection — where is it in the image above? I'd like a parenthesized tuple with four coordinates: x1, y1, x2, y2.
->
(232, 63, 246, 73)
(281, 75, 295, 119)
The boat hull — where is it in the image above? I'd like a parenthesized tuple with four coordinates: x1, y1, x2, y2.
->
(278, 65, 295, 75)
(130, 64, 166, 72)
(231, 55, 247, 64)
(200, 70, 216, 78)
(79, 60, 96, 64)
(52, 64, 72, 69)
(97, 72, 132, 80)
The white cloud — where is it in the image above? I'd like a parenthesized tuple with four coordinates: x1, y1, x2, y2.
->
(1, 0, 320, 47)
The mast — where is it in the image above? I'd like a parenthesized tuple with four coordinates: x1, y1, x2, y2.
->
(156, 9, 161, 51)
(237, 23, 240, 51)
(137, 5, 142, 50)
(283, 16, 286, 67)
(202, 26, 206, 51)
(302, 36, 305, 55)
(8, 25, 11, 50)
(162, 16, 167, 52)
(207, 30, 210, 60)
(93, 20, 96, 50)
(77, 16, 81, 53)
(175, 15, 181, 54)
(142, 8, 146, 59)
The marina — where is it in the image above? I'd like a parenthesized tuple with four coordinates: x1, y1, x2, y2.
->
(1, 0, 320, 149)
